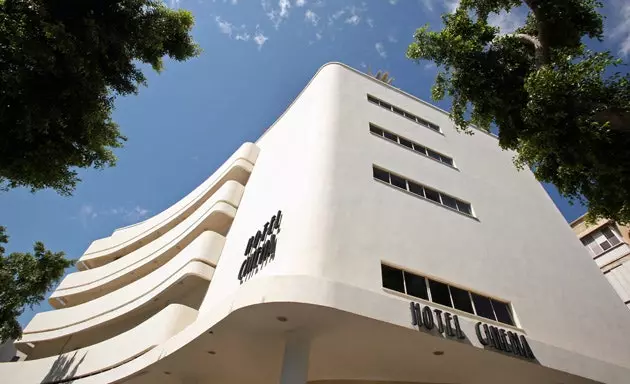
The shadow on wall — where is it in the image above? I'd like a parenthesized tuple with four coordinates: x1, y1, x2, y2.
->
(42, 351, 85, 384)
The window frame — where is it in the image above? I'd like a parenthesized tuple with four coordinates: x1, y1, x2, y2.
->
(380, 263, 518, 327)
(367, 94, 442, 134)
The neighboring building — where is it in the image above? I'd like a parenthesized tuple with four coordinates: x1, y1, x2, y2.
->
(570, 214, 630, 310)
(2, 63, 630, 384)
(0, 340, 26, 362)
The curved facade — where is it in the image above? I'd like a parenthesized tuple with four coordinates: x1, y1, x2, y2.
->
(3, 63, 630, 384)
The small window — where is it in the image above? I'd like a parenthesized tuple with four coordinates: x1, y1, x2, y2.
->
(390, 173, 407, 190)
(424, 188, 441, 203)
(441, 156, 454, 166)
(427, 149, 442, 161)
(472, 293, 495, 321)
(600, 240, 612, 251)
(369, 124, 383, 136)
(382, 264, 404, 293)
(403, 112, 417, 122)
(398, 137, 413, 149)
(456, 201, 472, 215)
(408, 181, 424, 197)
(373, 167, 390, 183)
(491, 299, 514, 326)
(602, 227, 621, 246)
(429, 279, 452, 308)
(367, 95, 379, 104)
(380, 101, 393, 111)
(413, 143, 427, 155)
(384, 131, 398, 142)
(441, 194, 458, 210)
(404, 272, 428, 300)
(428, 123, 440, 132)
(450, 286, 474, 314)
(392, 106, 405, 116)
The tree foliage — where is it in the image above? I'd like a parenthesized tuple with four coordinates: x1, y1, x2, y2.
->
(407, 0, 630, 223)
(0, 0, 200, 195)
(0, 226, 73, 341)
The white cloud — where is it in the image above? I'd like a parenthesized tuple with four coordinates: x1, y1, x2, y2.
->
(296, 0, 306, 6)
(388, 34, 397, 43)
(420, 0, 434, 12)
(264, 0, 292, 29)
(169, 0, 181, 8)
(215, 16, 234, 36)
(389, 0, 398, 4)
(345, 14, 360, 25)
(375, 42, 387, 58)
(254, 30, 269, 49)
(424, 62, 436, 70)
(445, 0, 460, 13)
(367, 18, 374, 28)
(235, 32, 251, 41)
(124, 206, 150, 222)
(360, 62, 367, 69)
(77, 204, 151, 226)
(81, 204, 98, 219)
(315, 32, 323, 40)
(488, 10, 526, 34)
(305, 9, 320, 26)
(610, 1, 630, 57)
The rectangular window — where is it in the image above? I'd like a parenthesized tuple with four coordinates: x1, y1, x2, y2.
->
(580, 225, 624, 256)
(367, 95, 441, 133)
(381, 264, 404, 293)
(429, 279, 452, 308)
(373, 167, 390, 183)
(404, 272, 429, 300)
(369, 124, 454, 168)
(372, 165, 474, 218)
(381, 264, 516, 326)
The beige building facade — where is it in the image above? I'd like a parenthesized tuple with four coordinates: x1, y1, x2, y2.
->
(571, 215, 630, 310)
(2, 63, 630, 383)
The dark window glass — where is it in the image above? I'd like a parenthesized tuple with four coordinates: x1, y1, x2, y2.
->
(399, 137, 413, 149)
(441, 194, 458, 210)
(472, 293, 496, 321)
(408, 181, 424, 197)
(491, 299, 514, 326)
(602, 227, 621, 246)
(381, 264, 404, 293)
(413, 144, 427, 156)
(380, 101, 392, 111)
(581, 236, 591, 245)
(404, 112, 417, 122)
(367, 95, 379, 104)
(441, 156, 454, 166)
(390, 173, 407, 190)
(427, 149, 442, 161)
(392, 106, 405, 116)
(456, 201, 472, 215)
(429, 279, 452, 307)
(404, 272, 428, 300)
(417, 118, 429, 126)
(424, 188, 441, 203)
(428, 123, 440, 132)
(369, 124, 383, 136)
(600, 240, 612, 251)
(384, 131, 398, 142)
(373, 167, 389, 183)
(450, 286, 474, 314)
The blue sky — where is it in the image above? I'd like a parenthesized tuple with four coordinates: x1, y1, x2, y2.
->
(3, 0, 630, 327)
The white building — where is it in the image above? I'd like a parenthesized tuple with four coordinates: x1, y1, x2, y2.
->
(2, 63, 630, 384)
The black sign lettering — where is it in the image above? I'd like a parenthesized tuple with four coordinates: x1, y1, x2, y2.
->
(239, 211, 282, 283)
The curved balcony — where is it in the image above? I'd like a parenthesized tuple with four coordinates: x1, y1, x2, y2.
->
(16, 231, 224, 359)
(49, 181, 243, 308)
(0, 304, 197, 384)
(76, 142, 258, 270)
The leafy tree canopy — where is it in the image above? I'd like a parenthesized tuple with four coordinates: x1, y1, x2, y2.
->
(0, 0, 200, 195)
(0, 226, 73, 341)
(407, 0, 630, 224)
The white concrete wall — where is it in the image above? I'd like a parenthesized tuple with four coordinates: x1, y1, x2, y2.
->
(202, 63, 630, 372)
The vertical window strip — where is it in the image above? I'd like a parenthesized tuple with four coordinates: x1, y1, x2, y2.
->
(372, 165, 474, 217)
(369, 124, 455, 168)
(367, 95, 441, 133)
(381, 264, 516, 327)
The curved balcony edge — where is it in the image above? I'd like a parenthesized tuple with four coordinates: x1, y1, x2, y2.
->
(17, 259, 214, 352)
(48, 182, 241, 308)
(0, 304, 197, 384)
(77, 145, 257, 270)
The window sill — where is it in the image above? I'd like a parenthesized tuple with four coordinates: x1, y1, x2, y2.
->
(381, 287, 525, 333)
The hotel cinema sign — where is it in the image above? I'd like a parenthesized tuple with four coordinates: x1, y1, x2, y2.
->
(410, 301, 535, 360)
(238, 210, 282, 283)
